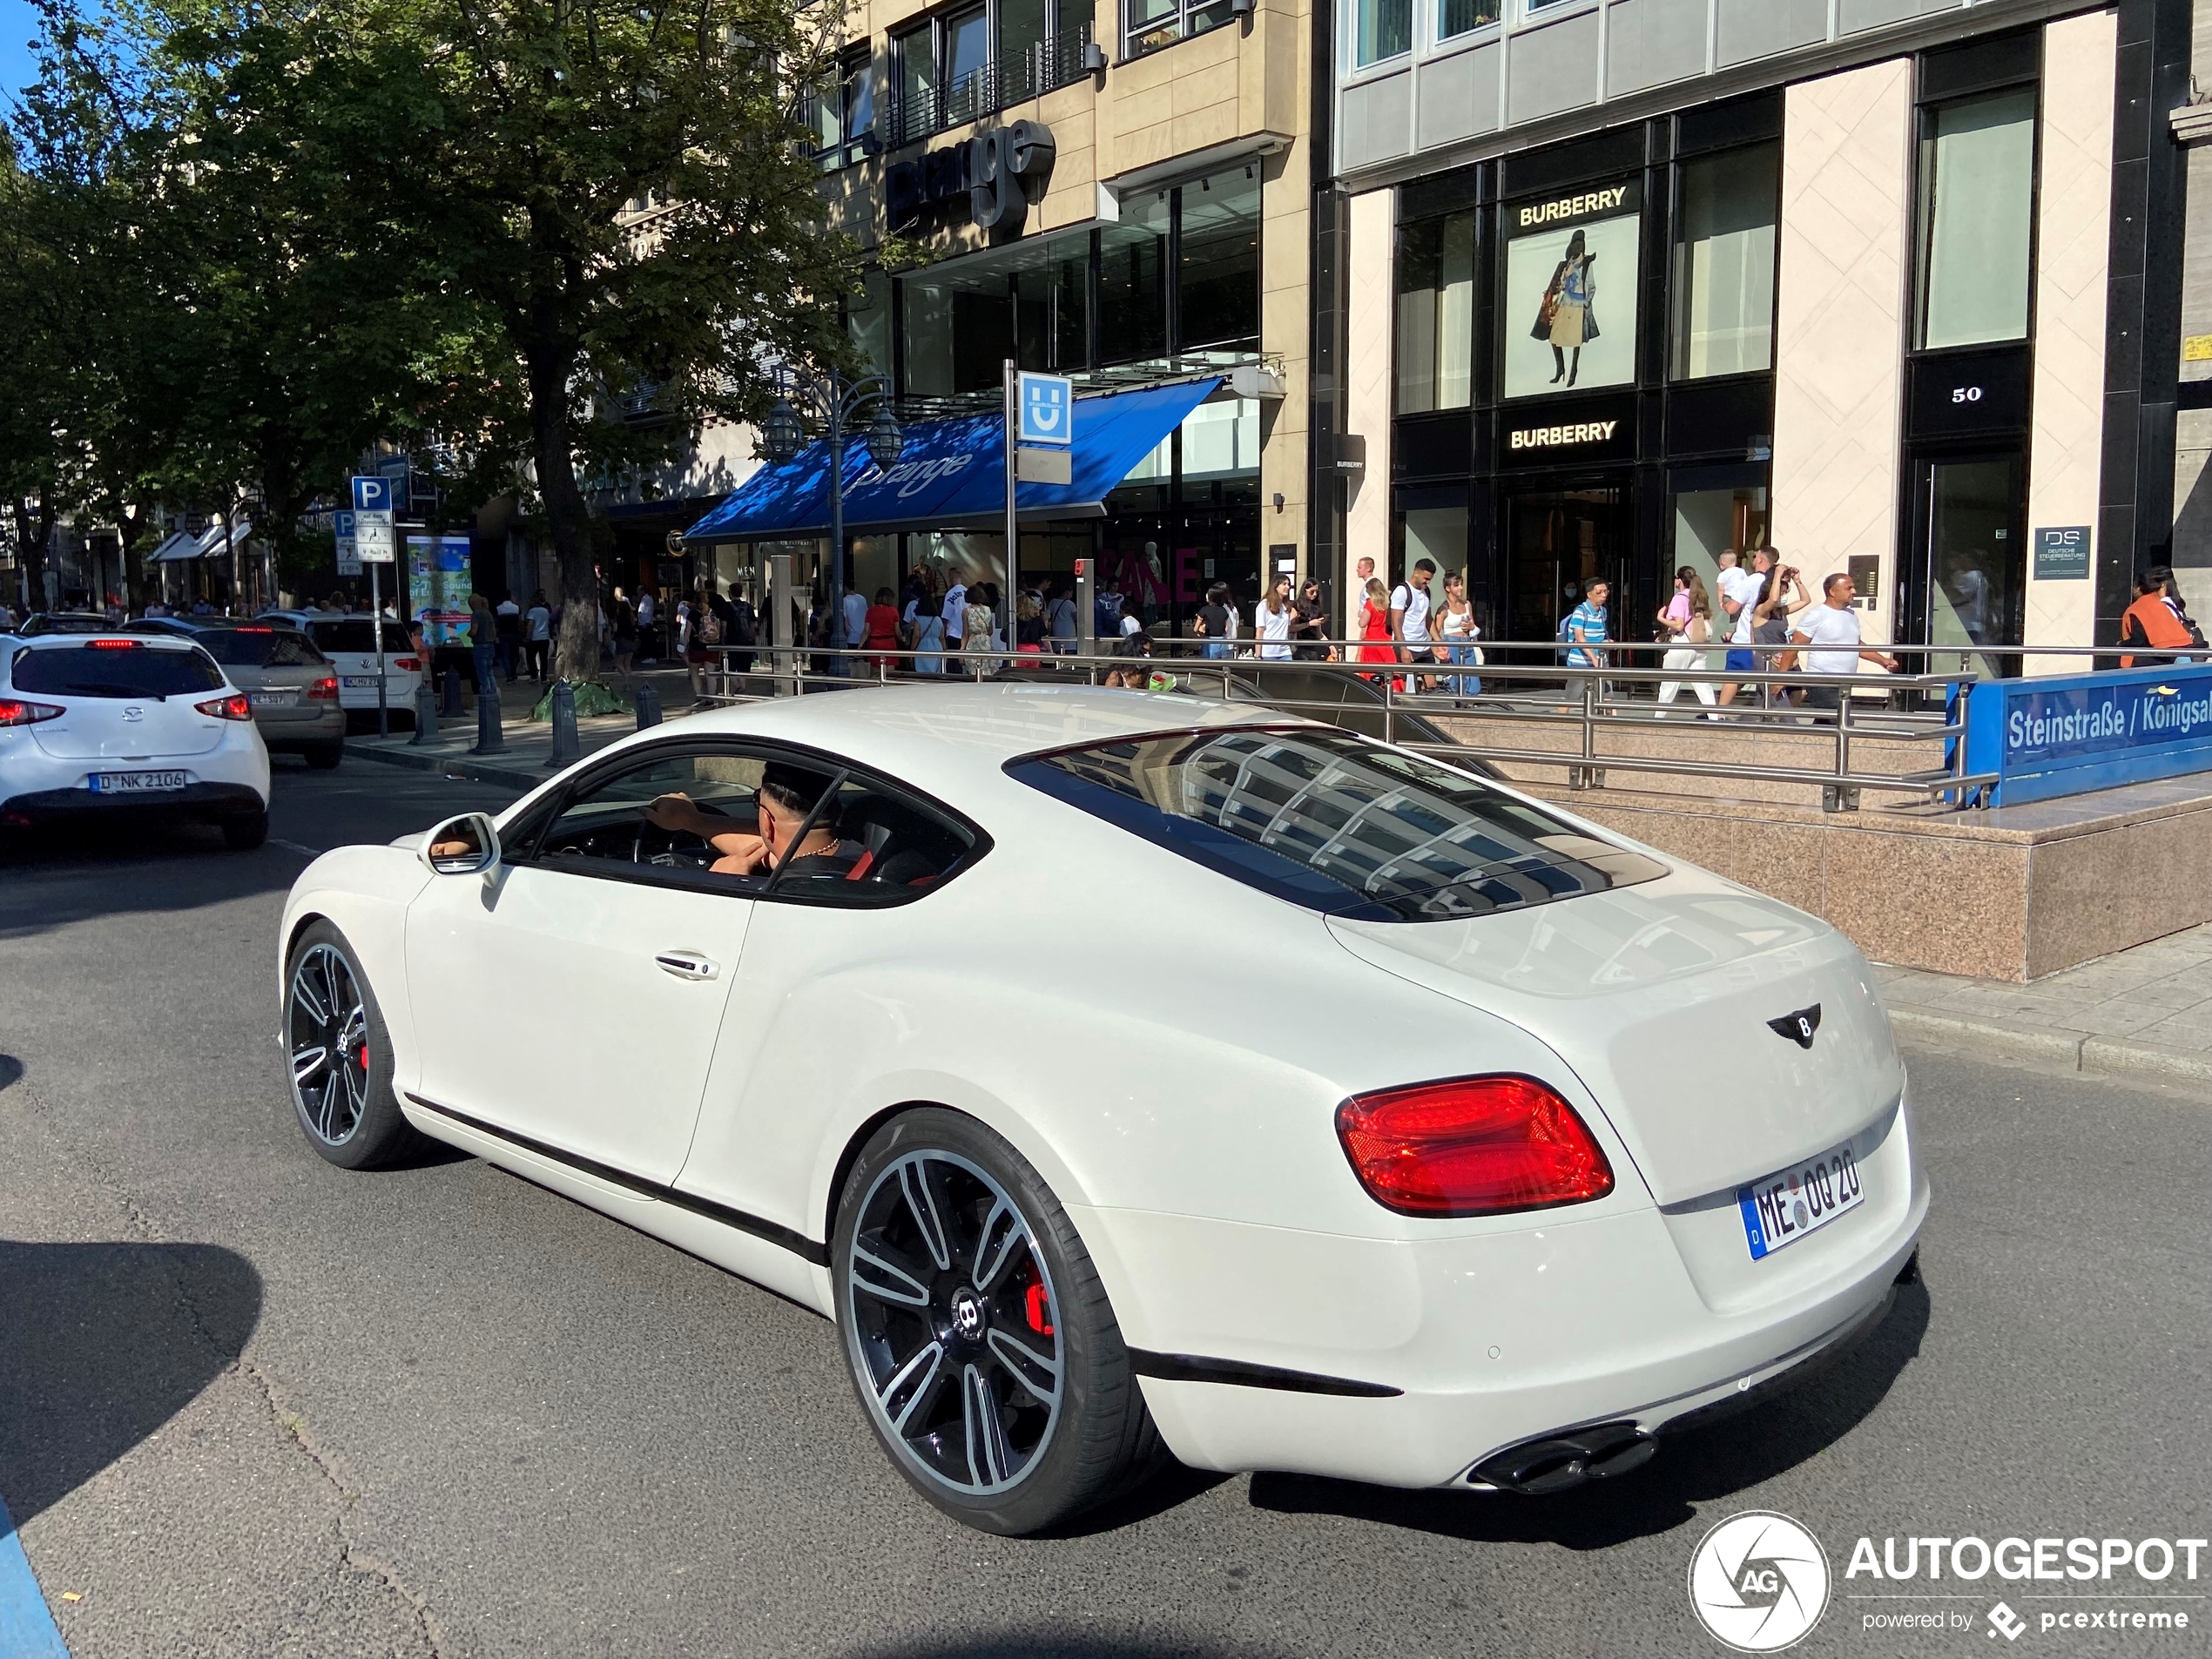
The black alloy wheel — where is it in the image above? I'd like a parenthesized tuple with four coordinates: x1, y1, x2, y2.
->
(282, 921, 419, 1169)
(833, 1108, 1165, 1534)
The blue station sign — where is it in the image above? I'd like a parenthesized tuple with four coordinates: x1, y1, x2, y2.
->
(1964, 662, 2212, 805)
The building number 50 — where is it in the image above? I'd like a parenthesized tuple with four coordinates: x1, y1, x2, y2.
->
(1952, 386, 1985, 404)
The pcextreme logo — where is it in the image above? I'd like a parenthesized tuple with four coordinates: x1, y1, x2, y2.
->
(1689, 1511, 1833, 1652)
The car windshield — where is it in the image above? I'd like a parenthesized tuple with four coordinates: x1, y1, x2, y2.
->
(11, 642, 226, 699)
(1009, 726, 1665, 923)
(197, 628, 324, 667)
(308, 619, 411, 653)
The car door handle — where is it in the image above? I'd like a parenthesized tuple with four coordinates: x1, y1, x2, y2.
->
(655, 951, 719, 981)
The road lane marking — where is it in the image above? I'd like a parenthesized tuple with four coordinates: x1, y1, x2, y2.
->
(270, 839, 324, 858)
(0, 1493, 71, 1657)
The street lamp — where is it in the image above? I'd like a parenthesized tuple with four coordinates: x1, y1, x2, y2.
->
(757, 368, 902, 671)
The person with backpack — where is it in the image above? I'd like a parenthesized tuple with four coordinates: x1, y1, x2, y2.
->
(1392, 559, 1439, 691)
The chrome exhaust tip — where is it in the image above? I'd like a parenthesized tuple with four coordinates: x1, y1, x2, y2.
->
(1469, 1421, 1657, 1494)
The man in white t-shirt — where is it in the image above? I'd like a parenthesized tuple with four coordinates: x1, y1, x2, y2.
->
(840, 585, 868, 656)
(1712, 549, 1760, 707)
(942, 579, 968, 649)
(1790, 572, 1898, 712)
(1391, 559, 1437, 688)
(1348, 555, 1376, 635)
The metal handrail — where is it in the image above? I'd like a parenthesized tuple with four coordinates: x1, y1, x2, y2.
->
(689, 640, 2001, 812)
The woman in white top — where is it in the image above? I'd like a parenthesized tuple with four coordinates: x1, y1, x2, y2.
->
(1255, 573, 1294, 661)
(1437, 571, 1481, 698)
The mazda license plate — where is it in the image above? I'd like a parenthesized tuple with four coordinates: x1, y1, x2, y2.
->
(90, 770, 190, 794)
(1739, 1142, 1864, 1260)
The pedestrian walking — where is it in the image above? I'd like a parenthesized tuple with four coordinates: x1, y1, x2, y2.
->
(862, 587, 901, 675)
(2120, 565, 2203, 666)
(1256, 573, 1295, 662)
(524, 590, 552, 680)
(911, 594, 947, 674)
(1656, 568, 1718, 714)
(1047, 582, 1078, 656)
(636, 589, 658, 664)
(1356, 577, 1394, 678)
(1391, 560, 1439, 690)
(610, 589, 637, 685)
(941, 576, 968, 661)
(1291, 578, 1330, 660)
(1750, 551, 1811, 706)
(1438, 571, 1482, 698)
(467, 592, 498, 694)
(1195, 582, 1236, 660)
(1790, 572, 1898, 711)
(1713, 549, 1757, 708)
(962, 583, 999, 675)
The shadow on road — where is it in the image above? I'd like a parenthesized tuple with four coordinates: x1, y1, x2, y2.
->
(0, 819, 298, 941)
(1248, 1280, 1931, 1551)
(846, 1638, 1273, 1659)
(0, 1238, 262, 1527)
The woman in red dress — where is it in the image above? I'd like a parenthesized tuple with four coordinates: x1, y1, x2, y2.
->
(861, 587, 902, 676)
(1357, 577, 1394, 678)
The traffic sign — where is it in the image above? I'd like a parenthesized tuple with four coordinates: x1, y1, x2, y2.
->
(334, 509, 360, 577)
(350, 475, 396, 563)
(1017, 373, 1072, 446)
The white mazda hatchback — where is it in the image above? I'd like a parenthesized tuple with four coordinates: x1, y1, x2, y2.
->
(3, 632, 273, 847)
(277, 685, 1925, 1534)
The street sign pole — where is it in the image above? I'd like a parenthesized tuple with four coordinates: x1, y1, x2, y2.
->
(1003, 360, 1019, 650)
(352, 475, 398, 738)
(370, 559, 387, 737)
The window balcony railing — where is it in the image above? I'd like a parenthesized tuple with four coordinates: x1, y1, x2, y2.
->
(891, 21, 1093, 150)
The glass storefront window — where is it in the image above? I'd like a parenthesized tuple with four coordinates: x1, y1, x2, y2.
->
(1501, 183, 1642, 400)
(1672, 145, 1777, 380)
(1354, 0, 1411, 65)
(901, 264, 1015, 397)
(1014, 234, 1089, 373)
(1436, 0, 1499, 41)
(1099, 192, 1170, 365)
(1669, 479, 1769, 617)
(1923, 454, 2024, 678)
(1396, 208, 1476, 415)
(1917, 88, 2036, 351)
(1180, 398, 1262, 489)
(1399, 502, 1470, 590)
(1177, 167, 1261, 352)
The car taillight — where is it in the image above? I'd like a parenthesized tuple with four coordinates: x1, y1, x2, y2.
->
(306, 676, 339, 700)
(196, 692, 255, 721)
(0, 698, 64, 726)
(392, 657, 421, 671)
(87, 637, 143, 649)
(1335, 1075, 1615, 1217)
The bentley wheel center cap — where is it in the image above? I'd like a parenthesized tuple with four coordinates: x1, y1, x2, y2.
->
(948, 1287, 988, 1342)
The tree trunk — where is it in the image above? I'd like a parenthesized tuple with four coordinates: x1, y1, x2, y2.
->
(527, 340, 600, 685)
(10, 495, 51, 610)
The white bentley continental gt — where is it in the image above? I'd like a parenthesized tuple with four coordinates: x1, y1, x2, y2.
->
(277, 684, 1926, 1534)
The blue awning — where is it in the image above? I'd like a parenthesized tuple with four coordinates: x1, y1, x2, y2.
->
(683, 377, 1223, 543)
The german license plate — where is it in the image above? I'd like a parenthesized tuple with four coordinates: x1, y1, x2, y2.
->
(90, 770, 189, 794)
(341, 675, 381, 688)
(250, 691, 293, 707)
(1738, 1142, 1864, 1260)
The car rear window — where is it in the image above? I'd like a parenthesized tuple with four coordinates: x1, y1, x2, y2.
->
(1009, 727, 1666, 923)
(307, 619, 411, 653)
(11, 642, 226, 698)
(198, 628, 327, 667)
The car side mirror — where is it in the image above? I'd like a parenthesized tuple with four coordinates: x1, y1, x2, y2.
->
(421, 812, 502, 876)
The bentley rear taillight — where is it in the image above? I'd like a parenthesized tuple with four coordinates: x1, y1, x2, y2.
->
(1336, 1075, 1615, 1217)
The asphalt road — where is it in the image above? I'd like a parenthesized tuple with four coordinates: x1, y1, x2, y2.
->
(2, 761, 2208, 1659)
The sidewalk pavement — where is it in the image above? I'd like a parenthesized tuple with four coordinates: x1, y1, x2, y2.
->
(341, 664, 709, 791)
(1879, 922, 2212, 1094)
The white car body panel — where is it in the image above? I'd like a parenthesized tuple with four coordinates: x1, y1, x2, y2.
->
(279, 685, 1926, 1491)
(263, 610, 422, 713)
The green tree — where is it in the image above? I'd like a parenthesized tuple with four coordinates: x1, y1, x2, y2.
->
(280, 0, 865, 678)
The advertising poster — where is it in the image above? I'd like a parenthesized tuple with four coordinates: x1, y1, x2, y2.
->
(407, 532, 473, 645)
(1501, 179, 1642, 400)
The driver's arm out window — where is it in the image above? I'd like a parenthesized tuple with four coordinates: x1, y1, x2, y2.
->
(529, 751, 782, 885)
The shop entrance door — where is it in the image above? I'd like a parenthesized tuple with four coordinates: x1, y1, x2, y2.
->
(1906, 452, 2026, 678)
(1501, 483, 1631, 661)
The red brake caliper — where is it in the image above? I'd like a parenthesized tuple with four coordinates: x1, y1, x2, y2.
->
(1024, 1278, 1054, 1337)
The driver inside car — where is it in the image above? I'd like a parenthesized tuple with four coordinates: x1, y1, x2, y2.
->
(643, 762, 864, 880)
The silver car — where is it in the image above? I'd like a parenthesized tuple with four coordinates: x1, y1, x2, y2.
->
(146, 624, 347, 766)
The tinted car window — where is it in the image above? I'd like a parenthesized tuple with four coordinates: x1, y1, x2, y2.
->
(307, 620, 411, 653)
(1010, 726, 1665, 923)
(11, 643, 226, 698)
(197, 628, 327, 667)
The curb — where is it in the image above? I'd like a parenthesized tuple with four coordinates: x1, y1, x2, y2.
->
(343, 739, 559, 792)
(1890, 1006, 2212, 1095)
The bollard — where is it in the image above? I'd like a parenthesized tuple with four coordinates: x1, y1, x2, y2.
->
(471, 673, 505, 755)
(546, 680, 580, 769)
(634, 679, 662, 729)
(441, 666, 463, 718)
(408, 680, 439, 745)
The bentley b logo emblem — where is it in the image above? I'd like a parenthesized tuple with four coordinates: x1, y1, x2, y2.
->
(1767, 1005, 1822, 1049)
